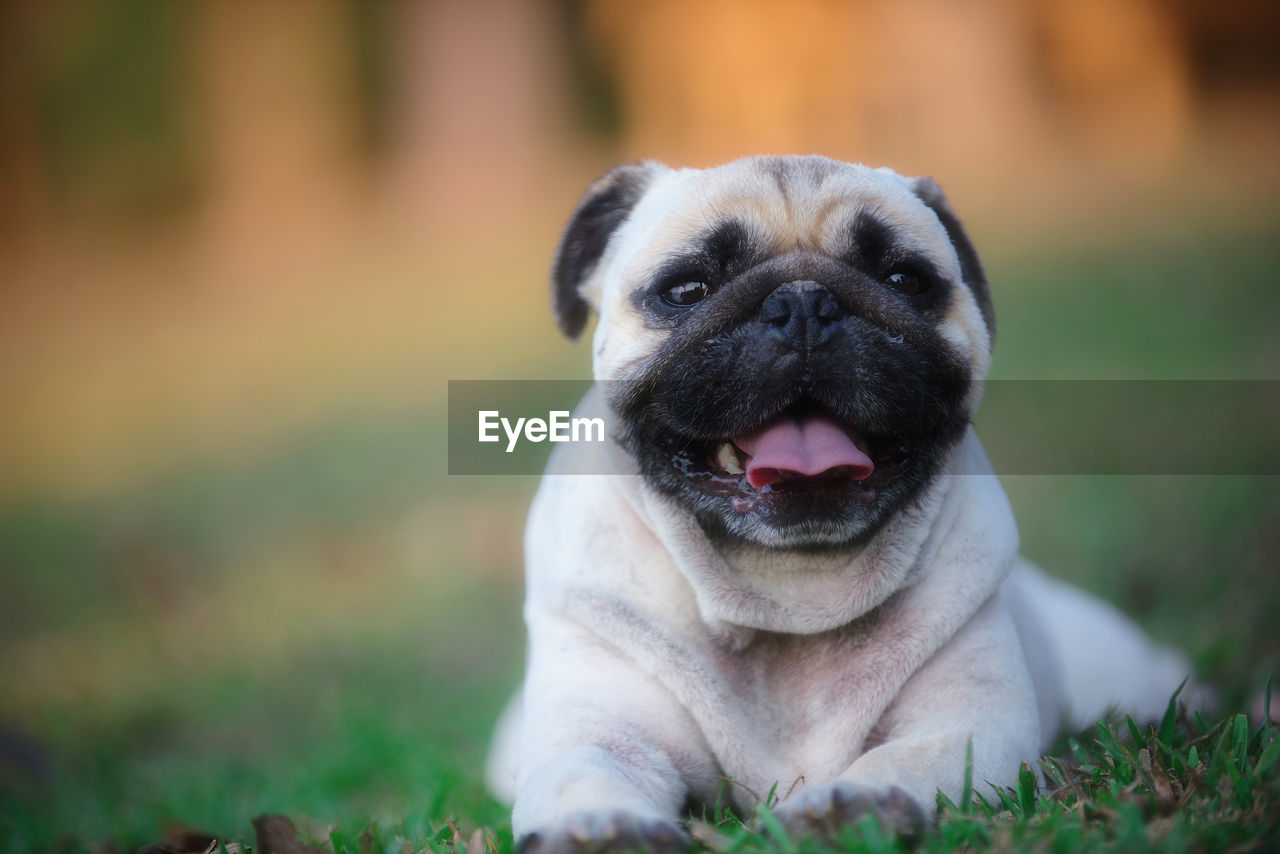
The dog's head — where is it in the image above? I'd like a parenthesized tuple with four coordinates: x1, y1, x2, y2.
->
(552, 156, 993, 549)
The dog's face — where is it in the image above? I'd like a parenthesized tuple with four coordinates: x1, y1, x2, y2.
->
(552, 156, 995, 549)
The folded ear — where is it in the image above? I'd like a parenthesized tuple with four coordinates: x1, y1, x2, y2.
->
(551, 162, 658, 339)
(910, 177, 994, 340)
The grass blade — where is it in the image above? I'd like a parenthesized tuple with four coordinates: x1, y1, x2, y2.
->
(1255, 731, 1280, 777)
(1159, 679, 1187, 746)
(1016, 763, 1037, 817)
(754, 805, 795, 854)
(1233, 713, 1250, 772)
(961, 737, 975, 815)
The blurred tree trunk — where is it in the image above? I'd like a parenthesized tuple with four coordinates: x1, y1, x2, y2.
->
(383, 0, 571, 226)
(194, 0, 359, 260)
(1037, 0, 1192, 170)
(0, 2, 52, 254)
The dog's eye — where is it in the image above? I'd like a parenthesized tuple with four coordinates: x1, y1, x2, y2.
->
(661, 281, 710, 307)
(885, 271, 925, 296)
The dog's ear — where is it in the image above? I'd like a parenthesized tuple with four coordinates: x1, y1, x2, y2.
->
(552, 162, 658, 339)
(911, 177, 994, 339)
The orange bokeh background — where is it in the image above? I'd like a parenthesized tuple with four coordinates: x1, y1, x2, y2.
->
(1, 0, 1277, 497)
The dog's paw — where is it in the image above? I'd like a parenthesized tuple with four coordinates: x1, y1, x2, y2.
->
(770, 781, 926, 842)
(517, 811, 688, 854)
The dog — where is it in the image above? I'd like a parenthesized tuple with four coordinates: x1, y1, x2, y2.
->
(485, 155, 1196, 852)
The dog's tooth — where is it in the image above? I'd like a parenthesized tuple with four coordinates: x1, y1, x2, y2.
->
(716, 442, 745, 475)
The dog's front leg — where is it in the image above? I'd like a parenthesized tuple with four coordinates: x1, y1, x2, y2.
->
(774, 594, 1042, 841)
(513, 608, 715, 853)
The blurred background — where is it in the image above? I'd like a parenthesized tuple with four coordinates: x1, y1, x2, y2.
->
(1, 1, 1278, 850)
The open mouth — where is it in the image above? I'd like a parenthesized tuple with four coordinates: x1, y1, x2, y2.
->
(652, 404, 909, 513)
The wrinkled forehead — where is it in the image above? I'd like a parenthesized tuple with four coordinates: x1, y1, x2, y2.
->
(616, 157, 957, 280)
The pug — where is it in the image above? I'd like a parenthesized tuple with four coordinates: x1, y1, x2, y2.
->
(485, 156, 1196, 851)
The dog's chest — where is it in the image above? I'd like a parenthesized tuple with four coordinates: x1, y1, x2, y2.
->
(698, 628, 889, 790)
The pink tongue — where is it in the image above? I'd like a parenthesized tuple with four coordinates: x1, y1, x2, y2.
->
(735, 414, 874, 489)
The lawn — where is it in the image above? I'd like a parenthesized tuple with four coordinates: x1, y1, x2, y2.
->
(1, 215, 1278, 853)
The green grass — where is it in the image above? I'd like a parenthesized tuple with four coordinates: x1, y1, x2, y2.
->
(713, 696, 1280, 854)
(11, 686, 1274, 853)
(0, 584, 525, 853)
(1, 217, 1278, 852)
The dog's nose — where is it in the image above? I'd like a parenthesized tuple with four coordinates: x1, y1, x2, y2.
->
(760, 281, 845, 347)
